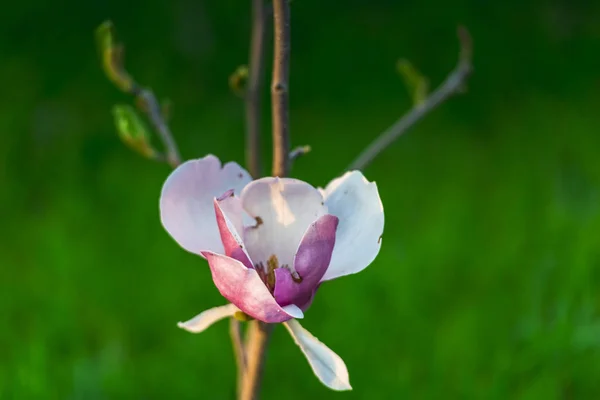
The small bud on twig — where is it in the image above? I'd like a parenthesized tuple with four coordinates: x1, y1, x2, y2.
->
(229, 65, 250, 97)
(290, 145, 311, 162)
(112, 104, 158, 159)
(96, 20, 181, 168)
(396, 59, 430, 107)
(96, 21, 135, 94)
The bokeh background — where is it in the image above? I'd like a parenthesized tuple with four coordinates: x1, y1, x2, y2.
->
(2, 0, 600, 398)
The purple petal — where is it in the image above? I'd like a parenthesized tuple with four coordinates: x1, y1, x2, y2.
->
(202, 251, 304, 323)
(274, 214, 338, 308)
(213, 196, 253, 269)
(160, 155, 252, 255)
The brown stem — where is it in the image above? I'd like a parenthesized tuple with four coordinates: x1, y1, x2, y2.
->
(245, 0, 268, 178)
(230, 318, 246, 397)
(270, 0, 291, 178)
(238, 2, 292, 399)
(347, 26, 473, 171)
(239, 322, 274, 400)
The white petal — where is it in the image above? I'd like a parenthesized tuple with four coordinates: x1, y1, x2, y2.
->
(240, 177, 327, 267)
(281, 304, 304, 319)
(177, 303, 239, 333)
(160, 155, 252, 255)
(283, 320, 352, 391)
(320, 171, 384, 282)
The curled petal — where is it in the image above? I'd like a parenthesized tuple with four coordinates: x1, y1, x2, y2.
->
(177, 303, 238, 333)
(202, 251, 303, 323)
(241, 177, 327, 267)
(213, 196, 253, 269)
(320, 171, 384, 282)
(274, 215, 338, 308)
(284, 319, 352, 391)
(160, 155, 252, 255)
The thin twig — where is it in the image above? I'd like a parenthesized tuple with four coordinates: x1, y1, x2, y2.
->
(238, 1, 292, 399)
(270, 0, 291, 178)
(239, 322, 274, 400)
(347, 26, 473, 171)
(245, 0, 268, 178)
(230, 318, 246, 397)
(96, 21, 182, 168)
(135, 87, 182, 168)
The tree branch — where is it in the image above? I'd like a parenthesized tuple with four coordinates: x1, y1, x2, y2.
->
(245, 0, 268, 178)
(135, 87, 181, 168)
(347, 26, 473, 171)
(230, 317, 246, 397)
(238, 1, 292, 399)
(239, 322, 274, 400)
(270, 0, 291, 178)
(96, 21, 182, 168)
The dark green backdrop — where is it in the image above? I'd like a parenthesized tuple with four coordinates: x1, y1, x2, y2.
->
(2, 0, 600, 398)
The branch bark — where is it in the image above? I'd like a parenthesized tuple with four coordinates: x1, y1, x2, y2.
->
(239, 322, 274, 400)
(239, 1, 292, 399)
(270, 0, 291, 178)
(230, 317, 246, 398)
(347, 26, 473, 171)
(135, 88, 181, 168)
(245, 0, 268, 178)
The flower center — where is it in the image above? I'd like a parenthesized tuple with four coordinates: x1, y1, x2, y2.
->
(255, 254, 302, 294)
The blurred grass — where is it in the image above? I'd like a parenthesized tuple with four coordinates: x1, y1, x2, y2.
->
(1, 0, 600, 399)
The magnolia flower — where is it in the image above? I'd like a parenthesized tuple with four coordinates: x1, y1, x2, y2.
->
(160, 155, 384, 391)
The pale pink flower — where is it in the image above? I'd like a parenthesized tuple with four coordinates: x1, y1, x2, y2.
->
(160, 155, 384, 390)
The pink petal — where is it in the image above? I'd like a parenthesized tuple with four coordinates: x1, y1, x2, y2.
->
(319, 171, 384, 282)
(240, 177, 327, 268)
(274, 215, 338, 308)
(160, 155, 252, 255)
(202, 251, 304, 323)
(213, 195, 253, 269)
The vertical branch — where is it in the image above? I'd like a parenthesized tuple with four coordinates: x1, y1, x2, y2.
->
(230, 318, 246, 398)
(271, 0, 291, 177)
(239, 1, 292, 399)
(245, 0, 268, 178)
(239, 322, 274, 400)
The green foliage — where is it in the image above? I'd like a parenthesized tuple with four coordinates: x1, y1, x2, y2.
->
(112, 104, 156, 159)
(1, 1, 600, 399)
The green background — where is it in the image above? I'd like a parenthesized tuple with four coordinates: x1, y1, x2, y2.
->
(2, 0, 600, 398)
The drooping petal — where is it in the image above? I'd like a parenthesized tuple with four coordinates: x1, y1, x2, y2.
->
(319, 171, 384, 282)
(177, 303, 238, 333)
(160, 155, 252, 255)
(202, 251, 304, 323)
(283, 319, 352, 391)
(274, 214, 338, 307)
(213, 195, 253, 269)
(241, 177, 327, 268)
